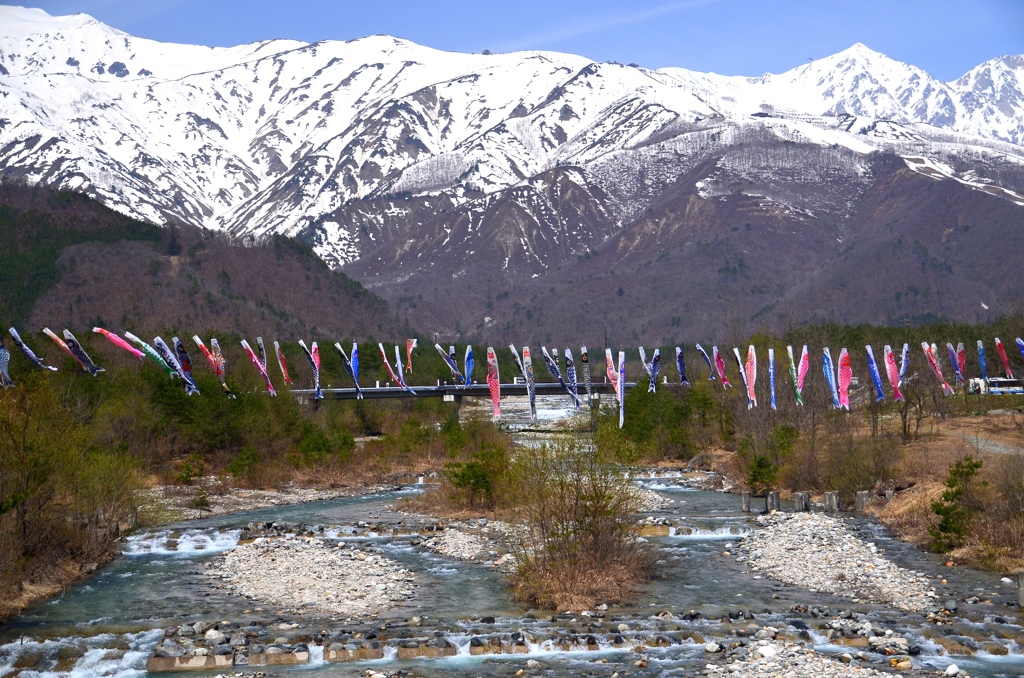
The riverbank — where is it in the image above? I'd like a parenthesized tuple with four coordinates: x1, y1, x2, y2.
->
(138, 478, 402, 521)
(0, 480, 408, 620)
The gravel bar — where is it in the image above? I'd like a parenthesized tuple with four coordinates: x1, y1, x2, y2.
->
(739, 513, 938, 613)
(209, 536, 416, 616)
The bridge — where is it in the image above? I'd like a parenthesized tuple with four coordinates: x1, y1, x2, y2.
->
(291, 381, 638, 401)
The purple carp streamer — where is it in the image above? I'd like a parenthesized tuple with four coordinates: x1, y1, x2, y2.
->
(63, 330, 104, 376)
(995, 338, 1014, 379)
(256, 337, 269, 372)
(94, 328, 145, 361)
(173, 337, 200, 395)
(957, 343, 967, 385)
(274, 341, 293, 385)
(580, 346, 593, 408)
(509, 344, 526, 379)
(695, 344, 715, 381)
(865, 345, 886, 402)
(297, 340, 323, 401)
(639, 347, 653, 390)
(435, 343, 465, 384)
(639, 347, 659, 393)
(768, 348, 776, 410)
(617, 350, 626, 429)
(650, 349, 661, 392)
(240, 339, 276, 396)
(713, 346, 731, 388)
(524, 347, 537, 421)
(744, 345, 757, 409)
(565, 349, 580, 412)
(351, 343, 359, 383)
(977, 340, 989, 382)
(921, 342, 955, 396)
(542, 346, 580, 408)
(332, 342, 361, 399)
(155, 336, 199, 395)
(675, 347, 689, 385)
(394, 344, 417, 394)
(883, 345, 904, 402)
(605, 348, 620, 403)
(301, 342, 321, 401)
(946, 343, 964, 386)
(898, 343, 910, 387)
(125, 331, 175, 376)
(0, 337, 13, 388)
(838, 348, 852, 411)
(464, 345, 475, 387)
(823, 348, 839, 409)
(486, 347, 501, 418)
(9, 328, 58, 371)
(44, 327, 86, 370)
(1017, 338, 1024, 363)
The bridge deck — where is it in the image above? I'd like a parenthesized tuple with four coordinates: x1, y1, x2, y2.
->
(291, 381, 637, 400)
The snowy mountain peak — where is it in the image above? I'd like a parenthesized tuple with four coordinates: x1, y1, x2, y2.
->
(0, 6, 1022, 273)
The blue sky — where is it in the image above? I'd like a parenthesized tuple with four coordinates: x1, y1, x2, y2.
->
(15, 0, 1024, 80)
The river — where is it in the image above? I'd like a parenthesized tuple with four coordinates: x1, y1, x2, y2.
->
(2, 396, 1023, 676)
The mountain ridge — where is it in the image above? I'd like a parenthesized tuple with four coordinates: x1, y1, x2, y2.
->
(2, 6, 1023, 340)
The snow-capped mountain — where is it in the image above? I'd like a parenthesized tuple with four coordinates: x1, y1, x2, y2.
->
(2, 6, 1024, 337)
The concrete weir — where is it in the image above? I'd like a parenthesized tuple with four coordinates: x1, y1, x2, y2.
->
(147, 654, 233, 672)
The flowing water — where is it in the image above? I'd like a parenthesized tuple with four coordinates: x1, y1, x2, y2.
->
(2, 399, 1023, 676)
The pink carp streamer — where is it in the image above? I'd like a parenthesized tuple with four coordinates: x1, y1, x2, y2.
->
(995, 338, 1014, 379)
(241, 339, 277, 396)
(193, 336, 223, 378)
(379, 343, 402, 386)
(486, 347, 500, 418)
(406, 339, 417, 372)
(93, 328, 145, 360)
(921, 342, 955, 396)
(883, 345, 904, 401)
(744, 345, 757, 408)
(605, 348, 620, 402)
(837, 348, 852, 411)
(713, 346, 731, 388)
(274, 341, 293, 385)
(617, 350, 626, 428)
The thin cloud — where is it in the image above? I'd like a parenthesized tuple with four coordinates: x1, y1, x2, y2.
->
(493, 0, 723, 53)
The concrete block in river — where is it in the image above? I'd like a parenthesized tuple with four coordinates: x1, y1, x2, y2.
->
(147, 654, 233, 672)
(639, 525, 670, 537)
(247, 649, 310, 666)
(324, 643, 384, 661)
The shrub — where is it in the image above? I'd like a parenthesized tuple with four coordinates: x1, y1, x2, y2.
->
(507, 436, 655, 611)
(443, 443, 508, 508)
(226, 445, 260, 476)
(175, 453, 205, 485)
(930, 455, 986, 552)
